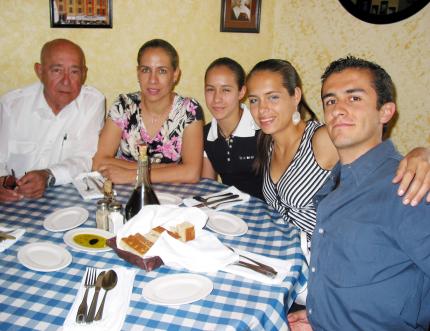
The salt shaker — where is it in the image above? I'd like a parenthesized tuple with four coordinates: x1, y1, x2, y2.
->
(95, 198, 109, 230)
(108, 200, 124, 234)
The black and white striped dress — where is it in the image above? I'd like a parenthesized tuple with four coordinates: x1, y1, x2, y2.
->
(263, 121, 331, 242)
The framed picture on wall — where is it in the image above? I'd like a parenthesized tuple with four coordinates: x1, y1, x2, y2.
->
(220, 0, 261, 33)
(50, 0, 112, 28)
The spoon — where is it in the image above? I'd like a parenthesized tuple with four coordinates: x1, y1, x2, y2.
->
(94, 270, 118, 321)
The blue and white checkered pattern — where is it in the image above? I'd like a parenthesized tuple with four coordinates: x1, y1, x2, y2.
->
(0, 179, 307, 331)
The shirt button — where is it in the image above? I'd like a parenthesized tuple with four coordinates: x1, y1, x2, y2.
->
(318, 228, 324, 234)
(227, 151, 230, 155)
(308, 308, 312, 315)
(227, 158, 230, 162)
(311, 267, 316, 273)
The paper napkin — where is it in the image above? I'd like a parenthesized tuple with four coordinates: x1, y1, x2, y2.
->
(183, 186, 250, 211)
(63, 266, 136, 331)
(0, 226, 25, 253)
(73, 172, 104, 201)
(221, 248, 294, 285)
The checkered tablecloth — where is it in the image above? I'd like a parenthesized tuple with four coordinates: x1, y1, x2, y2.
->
(0, 179, 307, 331)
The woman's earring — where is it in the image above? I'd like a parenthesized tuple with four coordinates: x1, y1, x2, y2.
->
(292, 110, 301, 125)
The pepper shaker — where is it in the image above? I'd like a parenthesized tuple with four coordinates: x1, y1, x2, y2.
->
(95, 198, 109, 230)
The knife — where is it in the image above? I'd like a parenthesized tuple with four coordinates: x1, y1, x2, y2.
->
(0, 231, 15, 240)
(85, 271, 105, 323)
(195, 194, 240, 208)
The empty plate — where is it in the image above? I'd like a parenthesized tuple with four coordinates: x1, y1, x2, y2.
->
(155, 192, 182, 205)
(63, 227, 113, 252)
(206, 211, 248, 236)
(142, 273, 213, 306)
(17, 242, 72, 272)
(43, 207, 89, 232)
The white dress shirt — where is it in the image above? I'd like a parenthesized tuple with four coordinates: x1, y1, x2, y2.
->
(0, 82, 105, 185)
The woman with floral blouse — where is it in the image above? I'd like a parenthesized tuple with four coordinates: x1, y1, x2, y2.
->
(93, 39, 204, 184)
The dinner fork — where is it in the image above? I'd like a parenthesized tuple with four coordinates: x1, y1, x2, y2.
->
(209, 198, 243, 209)
(76, 268, 97, 323)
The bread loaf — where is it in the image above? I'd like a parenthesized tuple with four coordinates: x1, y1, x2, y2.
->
(176, 221, 195, 242)
(121, 222, 196, 256)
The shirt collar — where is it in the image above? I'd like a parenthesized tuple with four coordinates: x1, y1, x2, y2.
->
(33, 81, 83, 118)
(339, 139, 400, 187)
(207, 103, 259, 141)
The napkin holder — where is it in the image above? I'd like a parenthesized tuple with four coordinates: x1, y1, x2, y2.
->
(106, 237, 164, 271)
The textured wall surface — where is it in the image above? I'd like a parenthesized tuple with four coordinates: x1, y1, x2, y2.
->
(0, 0, 428, 152)
(272, 0, 430, 152)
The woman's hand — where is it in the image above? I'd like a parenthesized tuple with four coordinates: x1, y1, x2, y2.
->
(98, 164, 136, 184)
(393, 147, 430, 206)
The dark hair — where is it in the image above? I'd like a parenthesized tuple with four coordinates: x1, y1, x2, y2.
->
(205, 57, 246, 89)
(246, 59, 317, 173)
(321, 56, 395, 109)
(137, 39, 179, 69)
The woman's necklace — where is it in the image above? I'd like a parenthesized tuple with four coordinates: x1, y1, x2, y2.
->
(218, 108, 243, 141)
(141, 103, 171, 126)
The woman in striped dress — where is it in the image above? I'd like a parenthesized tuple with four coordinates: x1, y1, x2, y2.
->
(246, 59, 430, 246)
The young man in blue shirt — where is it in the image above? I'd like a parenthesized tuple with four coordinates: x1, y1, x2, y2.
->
(289, 57, 430, 330)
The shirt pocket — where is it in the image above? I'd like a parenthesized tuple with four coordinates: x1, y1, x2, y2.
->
(327, 224, 388, 287)
(8, 140, 38, 173)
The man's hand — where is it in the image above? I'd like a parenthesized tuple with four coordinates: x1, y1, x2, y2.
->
(393, 147, 430, 206)
(287, 309, 313, 331)
(0, 176, 23, 202)
(15, 170, 49, 199)
(98, 164, 134, 184)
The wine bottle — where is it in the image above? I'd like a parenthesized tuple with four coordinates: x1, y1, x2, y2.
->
(125, 144, 159, 220)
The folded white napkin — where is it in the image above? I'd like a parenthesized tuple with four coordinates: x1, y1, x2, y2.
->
(149, 229, 238, 273)
(62, 266, 136, 331)
(0, 226, 25, 253)
(73, 172, 104, 200)
(183, 186, 250, 211)
(220, 248, 294, 285)
(117, 205, 238, 273)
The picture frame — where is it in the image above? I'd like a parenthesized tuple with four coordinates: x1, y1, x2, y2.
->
(50, 0, 112, 29)
(220, 0, 261, 33)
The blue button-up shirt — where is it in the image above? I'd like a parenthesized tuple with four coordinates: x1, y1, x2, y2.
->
(307, 140, 430, 330)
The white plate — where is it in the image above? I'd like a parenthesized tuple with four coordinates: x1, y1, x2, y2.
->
(206, 211, 248, 236)
(63, 227, 113, 252)
(43, 207, 89, 232)
(155, 192, 182, 205)
(142, 273, 213, 306)
(17, 242, 72, 272)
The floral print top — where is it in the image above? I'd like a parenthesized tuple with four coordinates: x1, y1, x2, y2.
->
(108, 92, 203, 164)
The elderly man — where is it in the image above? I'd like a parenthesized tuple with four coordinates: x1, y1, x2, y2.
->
(288, 57, 430, 330)
(0, 38, 105, 202)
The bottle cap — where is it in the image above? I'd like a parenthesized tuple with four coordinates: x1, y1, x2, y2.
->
(97, 198, 109, 207)
(108, 200, 122, 211)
